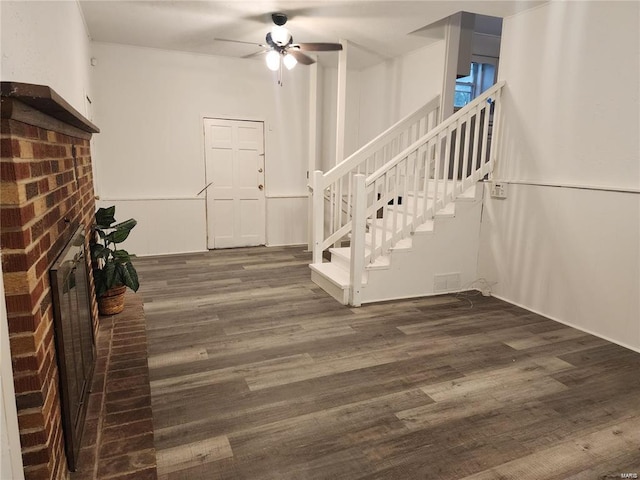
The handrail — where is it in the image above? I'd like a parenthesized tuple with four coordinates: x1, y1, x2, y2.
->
(311, 81, 506, 299)
(323, 96, 441, 187)
(431, 83, 503, 141)
(367, 81, 505, 186)
(312, 95, 441, 263)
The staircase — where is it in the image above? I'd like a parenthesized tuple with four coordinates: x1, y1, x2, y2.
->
(310, 81, 505, 306)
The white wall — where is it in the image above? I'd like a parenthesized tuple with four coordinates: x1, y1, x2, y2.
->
(319, 41, 445, 171)
(91, 43, 310, 255)
(479, 1, 640, 351)
(0, 4, 88, 476)
(0, 0, 92, 115)
(357, 41, 445, 146)
(319, 66, 361, 170)
(472, 32, 501, 59)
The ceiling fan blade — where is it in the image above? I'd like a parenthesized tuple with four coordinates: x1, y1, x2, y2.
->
(243, 50, 269, 59)
(215, 38, 265, 48)
(292, 43, 343, 52)
(288, 50, 315, 65)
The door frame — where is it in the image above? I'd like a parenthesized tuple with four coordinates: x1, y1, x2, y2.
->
(201, 115, 267, 249)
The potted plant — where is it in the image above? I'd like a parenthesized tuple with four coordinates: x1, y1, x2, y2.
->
(90, 206, 139, 315)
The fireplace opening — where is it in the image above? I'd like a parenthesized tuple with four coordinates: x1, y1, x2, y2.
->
(50, 226, 96, 471)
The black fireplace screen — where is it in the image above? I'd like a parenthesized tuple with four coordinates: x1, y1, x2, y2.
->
(50, 226, 95, 471)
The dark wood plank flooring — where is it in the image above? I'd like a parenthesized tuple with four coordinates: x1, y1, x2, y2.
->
(135, 246, 640, 480)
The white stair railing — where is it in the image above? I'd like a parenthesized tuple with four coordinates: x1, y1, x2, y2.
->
(311, 96, 441, 263)
(313, 82, 504, 305)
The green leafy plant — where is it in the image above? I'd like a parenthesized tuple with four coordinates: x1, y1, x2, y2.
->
(90, 206, 139, 297)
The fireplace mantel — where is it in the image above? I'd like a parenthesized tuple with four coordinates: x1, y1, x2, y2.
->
(1, 81, 99, 137)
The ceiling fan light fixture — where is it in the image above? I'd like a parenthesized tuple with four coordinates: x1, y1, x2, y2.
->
(271, 25, 291, 46)
(283, 53, 297, 70)
(265, 50, 280, 71)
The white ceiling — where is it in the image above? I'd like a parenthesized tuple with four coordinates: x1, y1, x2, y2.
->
(79, 1, 544, 69)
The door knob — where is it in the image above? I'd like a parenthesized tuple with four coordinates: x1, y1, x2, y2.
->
(258, 168, 263, 173)
(258, 184, 264, 190)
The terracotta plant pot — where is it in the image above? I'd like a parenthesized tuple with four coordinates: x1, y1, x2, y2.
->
(97, 285, 127, 315)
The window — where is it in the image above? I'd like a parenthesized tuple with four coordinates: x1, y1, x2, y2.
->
(454, 62, 496, 108)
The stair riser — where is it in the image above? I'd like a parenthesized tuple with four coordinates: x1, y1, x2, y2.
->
(310, 270, 349, 305)
(386, 202, 455, 218)
(330, 251, 350, 270)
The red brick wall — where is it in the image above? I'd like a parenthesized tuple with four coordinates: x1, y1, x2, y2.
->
(1, 115, 98, 479)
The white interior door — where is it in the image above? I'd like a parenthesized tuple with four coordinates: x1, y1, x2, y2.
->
(204, 118, 265, 249)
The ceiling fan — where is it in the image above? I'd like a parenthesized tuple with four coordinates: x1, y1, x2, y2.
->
(222, 13, 342, 84)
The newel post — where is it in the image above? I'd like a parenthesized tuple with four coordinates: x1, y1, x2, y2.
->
(349, 174, 366, 307)
(487, 86, 503, 180)
(311, 170, 325, 264)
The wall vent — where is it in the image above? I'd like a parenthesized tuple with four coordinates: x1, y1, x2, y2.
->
(434, 273, 461, 292)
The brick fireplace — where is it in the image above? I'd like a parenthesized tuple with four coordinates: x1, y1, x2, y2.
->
(1, 82, 99, 480)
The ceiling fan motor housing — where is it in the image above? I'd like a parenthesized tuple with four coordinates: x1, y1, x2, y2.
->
(266, 32, 292, 50)
(272, 13, 288, 26)
(268, 13, 292, 47)
(254, 11, 342, 69)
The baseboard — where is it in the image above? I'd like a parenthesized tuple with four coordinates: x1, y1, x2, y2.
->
(360, 288, 475, 305)
(265, 242, 308, 247)
(137, 244, 307, 257)
(490, 293, 640, 354)
(136, 249, 208, 258)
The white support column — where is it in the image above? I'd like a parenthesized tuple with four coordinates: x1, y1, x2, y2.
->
(335, 39, 348, 165)
(311, 170, 325, 264)
(307, 60, 319, 251)
(349, 174, 366, 307)
(441, 12, 473, 121)
(441, 15, 461, 122)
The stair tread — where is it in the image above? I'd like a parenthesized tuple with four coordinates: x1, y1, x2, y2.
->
(405, 180, 477, 200)
(387, 198, 435, 215)
(367, 217, 420, 233)
(437, 202, 456, 216)
(392, 238, 413, 250)
(309, 262, 350, 288)
(457, 185, 478, 200)
(365, 229, 394, 245)
(330, 247, 357, 258)
(330, 247, 392, 269)
(415, 220, 434, 233)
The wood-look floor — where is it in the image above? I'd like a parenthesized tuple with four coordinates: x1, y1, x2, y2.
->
(135, 246, 640, 480)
